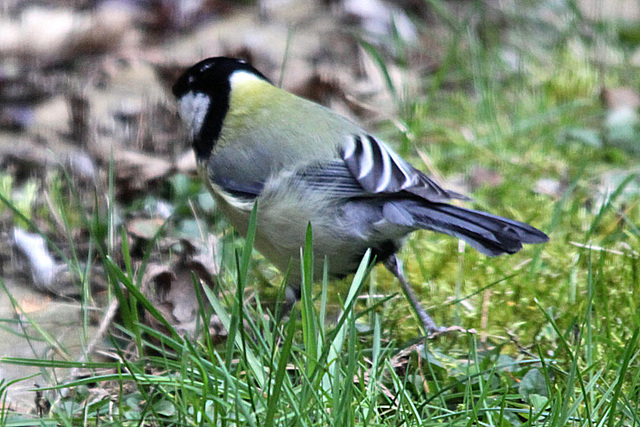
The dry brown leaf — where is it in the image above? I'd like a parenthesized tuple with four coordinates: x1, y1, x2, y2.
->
(139, 237, 223, 342)
(0, 4, 135, 65)
(126, 217, 167, 240)
(112, 149, 175, 197)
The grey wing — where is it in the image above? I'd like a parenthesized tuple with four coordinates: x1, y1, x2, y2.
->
(212, 133, 466, 202)
(208, 158, 361, 199)
(210, 159, 364, 199)
(340, 134, 468, 202)
(296, 161, 369, 197)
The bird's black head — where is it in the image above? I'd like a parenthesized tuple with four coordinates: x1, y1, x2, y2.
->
(172, 57, 269, 99)
(172, 57, 270, 161)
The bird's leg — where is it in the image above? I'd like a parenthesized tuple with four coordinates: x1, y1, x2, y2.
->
(284, 285, 300, 310)
(384, 254, 445, 336)
(273, 284, 300, 322)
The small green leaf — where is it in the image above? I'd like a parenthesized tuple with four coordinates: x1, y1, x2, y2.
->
(528, 393, 549, 409)
(519, 368, 548, 403)
(154, 399, 176, 416)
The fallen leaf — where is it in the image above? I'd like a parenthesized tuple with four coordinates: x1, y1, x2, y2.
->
(126, 217, 167, 240)
(139, 237, 223, 342)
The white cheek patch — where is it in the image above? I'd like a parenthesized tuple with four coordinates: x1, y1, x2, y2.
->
(229, 70, 263, 88)
(178, 91, 210, 138)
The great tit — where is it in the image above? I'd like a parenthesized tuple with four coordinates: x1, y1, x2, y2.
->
(172, 57, 549, 334)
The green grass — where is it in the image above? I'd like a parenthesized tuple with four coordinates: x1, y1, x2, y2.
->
(2, 1, 640, 425)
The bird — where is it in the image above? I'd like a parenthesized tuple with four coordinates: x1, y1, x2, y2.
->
(171, 57, 549, 335)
